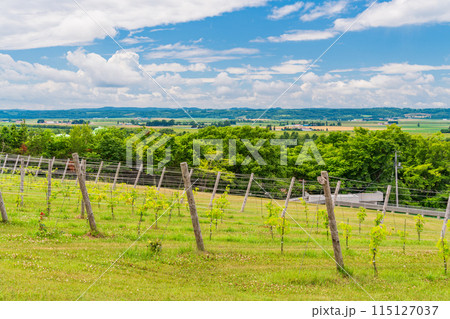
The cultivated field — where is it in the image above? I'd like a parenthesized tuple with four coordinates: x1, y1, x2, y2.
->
(0, 171, 448, 301)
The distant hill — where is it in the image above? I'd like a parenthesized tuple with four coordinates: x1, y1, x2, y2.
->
(0, 107, 448, 120)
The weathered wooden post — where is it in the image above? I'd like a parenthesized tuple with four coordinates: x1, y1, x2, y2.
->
(0, 190, 8, 223)
(1, 154, 8, 175)
(157, 167, 166, 191)
(280, 177, 296, 253)
(240, 173, 254, 213)
(12, 155, 20, 176)
(20, 158, 25, 206)
(134, 163, 143, 189)
(81, 159, 86, 218)
(189, 168, 194, 178)
(112, 162, 121, 190)
(73, 153, 97, 233)
(47, 159, 53, 215)
(440, 195, 450, 239)
(25, 155, 31, 168)
(333, 180, 341, 206)
(180, 162, 205, 251)
(95, 161, 103, 184)
(209, 171, 221, 209)
(380, 185, 392, 224)
(302, 179, 305, 198)
(35, 156, 43, 177)
(61, 159, 70, 182)
(317, 171, 344, 271)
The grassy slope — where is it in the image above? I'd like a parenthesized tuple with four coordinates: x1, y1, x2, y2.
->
(0, 174, 448, 301)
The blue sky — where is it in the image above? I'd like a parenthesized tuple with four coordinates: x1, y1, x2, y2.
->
(1, 0, 450, 109)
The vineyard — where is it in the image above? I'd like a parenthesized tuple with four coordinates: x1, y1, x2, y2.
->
(0, 154, 449, 301)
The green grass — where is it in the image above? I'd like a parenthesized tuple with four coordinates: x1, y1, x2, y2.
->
(0, 174, 448, 300)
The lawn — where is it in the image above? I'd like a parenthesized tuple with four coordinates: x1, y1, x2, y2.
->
(0, 173, 448, 301)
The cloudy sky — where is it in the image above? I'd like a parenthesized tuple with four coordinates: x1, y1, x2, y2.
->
(1, 0, 450, 109)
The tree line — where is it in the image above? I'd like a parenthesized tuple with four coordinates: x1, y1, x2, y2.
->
(0, 123, 448, 208)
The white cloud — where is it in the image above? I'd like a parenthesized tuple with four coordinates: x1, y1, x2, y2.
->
(0, 0, 268, 50)
(144, 62, 209, 74)
(332, 62, 450, 74)
(301, 0, 349, 22)
(145, 43, 259, 63)
(334, 0, 450, 32)
(263, 29, 337, 42)
(268, 2, 304, 20)
(1, 51, 449, 109)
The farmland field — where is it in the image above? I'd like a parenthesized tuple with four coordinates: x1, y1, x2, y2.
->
(0, 172, 448, 301)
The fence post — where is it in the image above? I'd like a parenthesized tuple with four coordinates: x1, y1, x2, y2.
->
(20, 158, 25, 206)
(333, 180, 341, 206)
(240, 173, 254, 213)
(302, 179, 305, 198)
(112, 162, 121, 190)
(35, 156, 43, 177)
(81, 159, 86, 218)
(61, 159, 70, 182)
(180, 162, 205, 251)
(25, 155, 31, 168)
(380, 185, 392, 224)
(318, 171, 344, 272)
(280, 177, 296, 254)
(73, 153, 97, 233)
(95, 161, 103, 184)
(12, 155, 20, 175)
(209, 171, 221, 209)
(134, 163, 143, 189)
(440, 195, 450, 239)
(47, 159, 53, 215)
(157, 167, 166, 191)
(0, 190, 8, 223)
(1, 154, 8, 175)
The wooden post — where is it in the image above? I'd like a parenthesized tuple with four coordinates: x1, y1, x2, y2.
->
(281, 177, 296, 218)
(189, 168, 194, 178)
(81, 159, 86, 218)
(180, 162, 205, 251)
(95, 161, 103, 184)
(134, 163, 143, 189)
(440, 195, 450, 239)
(112, 162, 121, 190)
(12, 155, 20, 175)
(1, 154, 8, 175)
(380, 185, 392, 224)
(317, 171, 344, 271)
(47, 159, 53, 215)
(280, 177, 296, 254)
(333, 180, 341, 206)
(240, 173, 254, 213)
(209, 171, 221, 209)
(302, 179, 305, 198)
(25, 155, 31, 168)
(35, 156, 43, 177)
(72, 153, 97, 232)
(61, 159, 70, 182)
(0, 190, 8, 223)
(157, 167, 166, 191)
(20, 158, 25, 206)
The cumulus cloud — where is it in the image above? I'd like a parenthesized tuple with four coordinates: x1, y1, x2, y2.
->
(1, 51, 449, 109)
(300, 0, 349, 22)
(268, 2, 304, 20)
(145, 43, 259, 63)
(262, 29, 337, 42)
(0, 0, 268, 50)
(334, 0, 450, 31)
